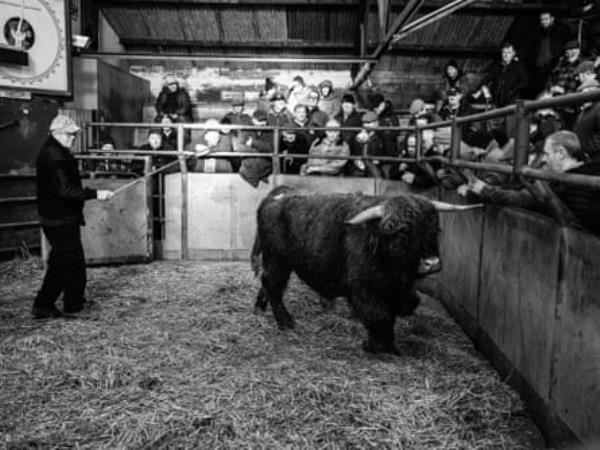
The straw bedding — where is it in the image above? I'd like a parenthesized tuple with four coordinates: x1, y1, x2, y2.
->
(0, 258, 543, 449)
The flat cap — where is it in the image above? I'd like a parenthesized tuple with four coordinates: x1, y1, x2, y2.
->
(49, 115, 80, 133)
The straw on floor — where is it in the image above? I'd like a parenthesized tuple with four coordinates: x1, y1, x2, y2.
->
(0, 259, 544, 449)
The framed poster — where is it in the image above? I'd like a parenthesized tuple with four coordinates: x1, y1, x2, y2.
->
(0, 0, 72, 96)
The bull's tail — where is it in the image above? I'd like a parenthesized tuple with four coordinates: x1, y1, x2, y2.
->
(250, 232, 262, 278)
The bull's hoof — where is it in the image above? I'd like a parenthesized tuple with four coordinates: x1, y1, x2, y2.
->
(361, 339, 397, 355)
(276, 317, 295, 330)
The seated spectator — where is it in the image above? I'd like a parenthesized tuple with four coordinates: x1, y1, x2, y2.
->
(267, 93, 292, 127)
(572, 78, 600, 161)
(237, 130, 272, 188)
(317, 80, 341, 118)
(335, 93, 362, 144)
(465, 130, 600, 233)
(547, 40, 583, 97)
(438, 88, 474, 121)
(256, 78, 279, 115)
(301, 119, 349, 176)
(372, 94, 400, 178)
(286, 76, 311, 113)
(436, 60, 475, 110)
(187, 119, 239, 173)
(155, 73, 193, 123)
(473, 42, 528, 108)
(397, 134, 439, 189)
(135, 128, 177, 172)
(156, 114, 178, 149)
(306, 88, 329, 140)
(575, 60, 597, 90)
(223, 99, 252, 126)
(280, 129, 309, 175)
(290, 104, 314, 145)
(346, 111, 385, 178)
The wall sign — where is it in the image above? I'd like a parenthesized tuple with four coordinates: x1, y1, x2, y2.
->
(0, 0, 71, 96)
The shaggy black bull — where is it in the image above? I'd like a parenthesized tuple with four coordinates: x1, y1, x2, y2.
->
(251, 186, 480, 354)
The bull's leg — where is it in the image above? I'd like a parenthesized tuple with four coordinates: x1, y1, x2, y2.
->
(261, 262, 294, 329)
(394, 289, 421, 317)
(348, 289, 397, 354)
(254, 287, 268, 313)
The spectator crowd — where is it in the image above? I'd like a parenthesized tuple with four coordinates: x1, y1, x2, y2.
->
(95, 10, 600, 234)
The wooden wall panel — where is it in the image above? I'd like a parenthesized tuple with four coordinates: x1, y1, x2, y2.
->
(479, 207, 560, 402)
(553, 228, 600, 448)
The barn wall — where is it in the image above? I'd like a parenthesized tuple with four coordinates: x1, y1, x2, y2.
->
(162, 174, 599, 448)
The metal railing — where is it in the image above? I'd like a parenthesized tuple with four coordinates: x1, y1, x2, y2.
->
(82, 91, 600, 258)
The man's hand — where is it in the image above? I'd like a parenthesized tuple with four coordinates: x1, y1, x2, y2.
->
(354, 160, 366, 171)
(457, 184, 469, 197)
(401, 172, 415, 185)
(469, 178, 488, 195)
(97, 190, 114, 201)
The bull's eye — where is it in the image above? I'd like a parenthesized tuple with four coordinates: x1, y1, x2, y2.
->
(380, 219, 397, 234)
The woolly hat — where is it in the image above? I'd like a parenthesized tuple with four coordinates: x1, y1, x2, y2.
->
(361, 111, 378, 123)
(409, 98, 426, 116)
(319, 79, 333, 89)
(341, 93, 356, 104)
(265, 78, 276, 91)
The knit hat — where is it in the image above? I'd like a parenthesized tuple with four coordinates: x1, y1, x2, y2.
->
(361, 111, 378, 123)
(319, 79, 333, 89)
(49, 114, 80, 133)
(575, 60, 595, 74)
(265, 78, 276, 91)
(341, 93, 356, 104)
(409, 98, 426, 116)
(564, 39, 580, 50)
(252, 109, 267, 121)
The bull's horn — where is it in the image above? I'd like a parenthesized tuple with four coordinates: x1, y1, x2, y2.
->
(345, 204, 385, 225)
(430, 200, 484, 212)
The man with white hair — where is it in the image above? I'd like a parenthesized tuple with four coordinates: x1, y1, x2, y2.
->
(33, 114, 113, 319)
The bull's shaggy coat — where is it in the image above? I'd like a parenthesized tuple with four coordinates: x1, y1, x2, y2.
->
(252, 187, 441, 353)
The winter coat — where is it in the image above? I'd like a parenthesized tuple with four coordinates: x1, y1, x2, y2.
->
(484, 59, 529, 107)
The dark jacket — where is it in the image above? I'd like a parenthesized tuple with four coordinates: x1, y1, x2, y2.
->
(155, 85, 193, 122)
(533, 22, 572, 74)
(484, 59, 529, 107)
(479, 161, 600, 234)
(280, 133, 310, 174)
(36, 136, 97, 225)
(346, 132, 385, 177)
(334, 109, 362, 145)
(573, 102, 600, 161)
(377, 104, 400, 158)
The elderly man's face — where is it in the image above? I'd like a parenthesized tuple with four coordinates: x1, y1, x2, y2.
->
(542, 140, 563, 171)
(54, 131, 77, 149)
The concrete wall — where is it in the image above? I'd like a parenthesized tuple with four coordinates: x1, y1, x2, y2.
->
(163, 173, 599, 448)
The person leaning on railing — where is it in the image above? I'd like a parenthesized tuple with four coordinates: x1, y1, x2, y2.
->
(463, 130, 600, 234)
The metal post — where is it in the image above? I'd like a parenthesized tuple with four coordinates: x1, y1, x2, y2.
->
(177, 123, 189, 260)
(415, 124, 423, 160)
(513, 100, 530, 174)
(272, 127, 281, 176)
(450, 119, 461, 162)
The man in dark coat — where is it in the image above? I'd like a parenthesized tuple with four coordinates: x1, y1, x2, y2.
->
(155, 74, 193, 123)
(531, 11, 572, 96)
(572, 78, 600, 161)
(33, 115, 113, 319)
(334, 93, 362, 145)
(480, 42, 529, 108)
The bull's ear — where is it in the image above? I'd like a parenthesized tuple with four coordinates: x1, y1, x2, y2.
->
(345, 204, 385, 225)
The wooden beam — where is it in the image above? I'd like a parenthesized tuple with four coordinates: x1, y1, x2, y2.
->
(97, 0, 360, 5)
(120, 38, 355, 50)
(387, 43, 497, 56)
(371, 0, 425, 58)
(377, 0, 390, 41)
